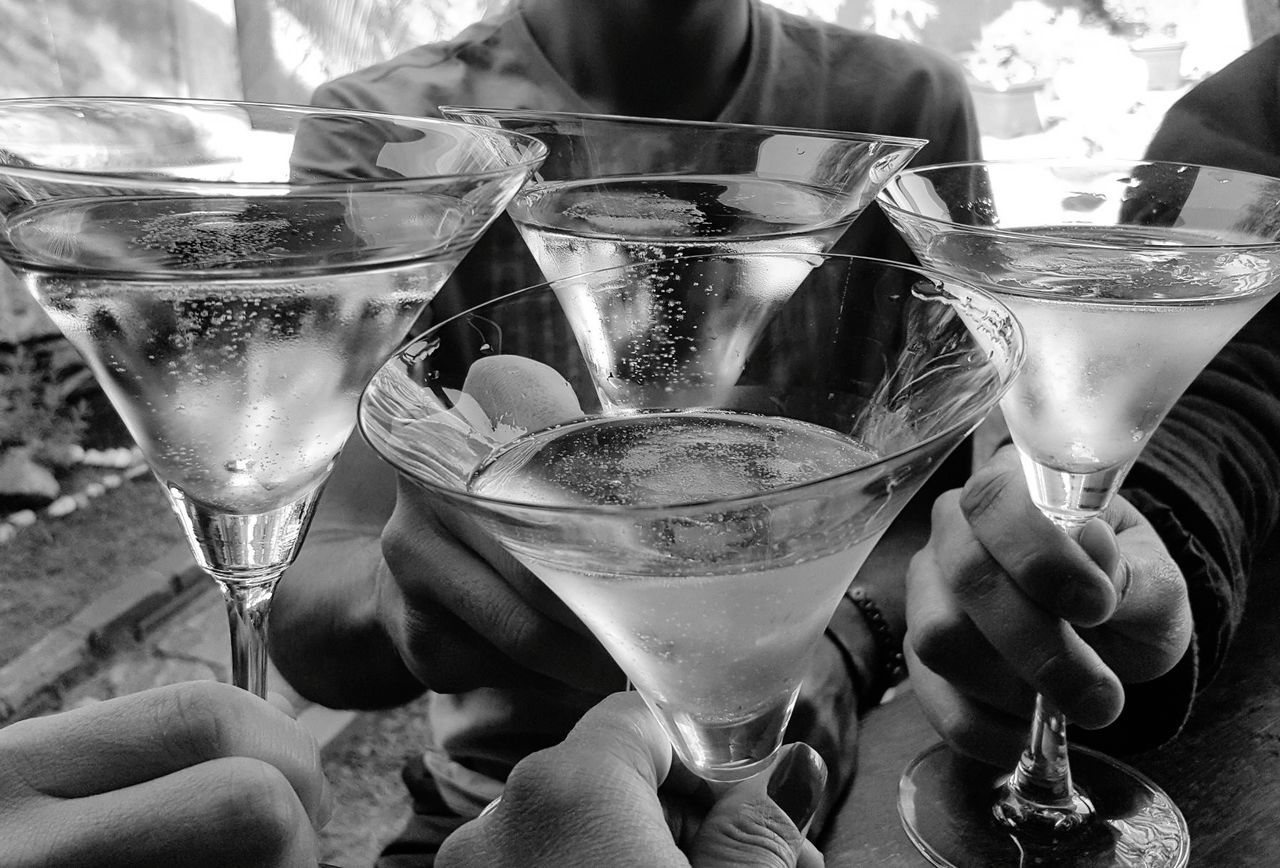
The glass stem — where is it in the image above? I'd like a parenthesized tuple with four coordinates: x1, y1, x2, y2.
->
(216, 575, 282, 699)
(995, 512, 1095, 833)
(994, 693, 1094, 832)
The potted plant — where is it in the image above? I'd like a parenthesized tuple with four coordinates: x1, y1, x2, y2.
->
(0, 341, 90, 513)
(1097, 0, 1189, 90)
(963, 1, 1059, 139)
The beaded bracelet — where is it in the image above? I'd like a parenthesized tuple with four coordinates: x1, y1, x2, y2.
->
(845, 585, 907, 700)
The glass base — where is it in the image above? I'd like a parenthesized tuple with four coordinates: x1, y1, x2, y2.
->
(647, 685, 799, 784)
(899, 742, 1189, 868)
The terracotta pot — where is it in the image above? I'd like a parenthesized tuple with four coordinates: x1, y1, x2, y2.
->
(969, 79, 1047, 140)
(1131, 41, 1186, 91)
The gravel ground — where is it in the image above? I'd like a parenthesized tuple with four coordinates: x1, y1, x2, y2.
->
(320, 695, 435, 867)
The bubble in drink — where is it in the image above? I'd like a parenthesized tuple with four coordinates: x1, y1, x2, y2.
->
(925, 224, 1279, 477)
(8, 194, 467, 514)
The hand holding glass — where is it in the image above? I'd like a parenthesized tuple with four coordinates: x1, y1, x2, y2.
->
(879, 159, 1280, 868)
(0, 97, 546, 698)
(360, 251, 1022, 784)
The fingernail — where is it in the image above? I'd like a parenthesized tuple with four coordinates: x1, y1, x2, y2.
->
(1075, 680, 1124, 730)
(766, 744, 827, 836)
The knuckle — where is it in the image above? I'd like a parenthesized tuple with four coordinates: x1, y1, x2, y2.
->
(706, 802, 794, 867)
(491, 601, 555, 663)
(210, 760, 309, 853)
(1013, 548, 1061, 585)
(379, 519, 417, 575)
(502, 751, 582, 820)
(907, 612, 972, 676)
(946, 560, 1005, 604)
(399, 617, 478, 692)
(957, 461, 1010, 523)
(162, 682, 238, 759)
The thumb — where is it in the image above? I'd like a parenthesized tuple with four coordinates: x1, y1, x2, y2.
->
(689, 744, 828, 868)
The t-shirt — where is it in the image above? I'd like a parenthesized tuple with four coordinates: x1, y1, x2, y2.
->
(311, 2, 982, 862)
(312, 0, 981, 327)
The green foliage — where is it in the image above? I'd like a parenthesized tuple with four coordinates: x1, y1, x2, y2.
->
(965, 1, 1065, 88)
(1098, 0, 1190, 40)
(268, 0, 505, 85)
(0, 342, 89, 455)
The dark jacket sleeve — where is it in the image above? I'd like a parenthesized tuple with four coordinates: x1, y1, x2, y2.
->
(1082, 41, 1280, 754)
(1145, 35, 1280, 179)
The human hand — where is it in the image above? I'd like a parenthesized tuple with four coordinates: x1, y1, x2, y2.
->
(0, 681, 330, 868)
(377, 478, 624, 695)
(375, 355, 623, 697)
(437, 692, 828, 868)
(905, 446, 1194, 765)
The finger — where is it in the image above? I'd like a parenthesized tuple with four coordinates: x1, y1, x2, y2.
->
(544, 691, 673, 804)
(1077, 508, 1193, 682)
(945, 575, 1123, 729)
(927, 499, 1124, 727)
(381, 575, 583, 693)
(0, 682, 329, 825)
(432, 494, 596, 636)
(905, 546, 1037, 718)
(1076, 519, 1120, 583)
(29, 757, 319, 868)
(906, 643, 1031, 767)
(907, 616, 1037, 718)
(958, 449, 1118, 626)
(690, 743, 827, 868)
(383, 481, 622, 693)
(439, 692, 687, 867)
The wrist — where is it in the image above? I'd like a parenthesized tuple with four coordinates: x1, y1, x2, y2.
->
(845, 585, 907, 700)
(825, 586, 907, 710)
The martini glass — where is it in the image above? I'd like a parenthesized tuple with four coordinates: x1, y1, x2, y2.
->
(878, 159, 1280, 867)
(438, 109, 925, 399)
(360, 251, 1023, 785)
(439, 107, 925, 273)
(0, 96, 546, 699)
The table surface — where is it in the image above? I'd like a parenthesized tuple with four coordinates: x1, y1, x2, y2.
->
(822, 547, 1280, 866)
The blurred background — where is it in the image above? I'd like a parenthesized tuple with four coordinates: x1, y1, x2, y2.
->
(0, 1, 1260, 104)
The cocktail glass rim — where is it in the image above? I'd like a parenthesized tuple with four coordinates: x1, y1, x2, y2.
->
(876, 157, 1280, 283)
(0, 95, 549, 192)
(439, 103, 929, 150)
(357, 250, 1024, 516)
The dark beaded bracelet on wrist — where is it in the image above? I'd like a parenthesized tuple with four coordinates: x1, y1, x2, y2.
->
(845, 585, 907, 701)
